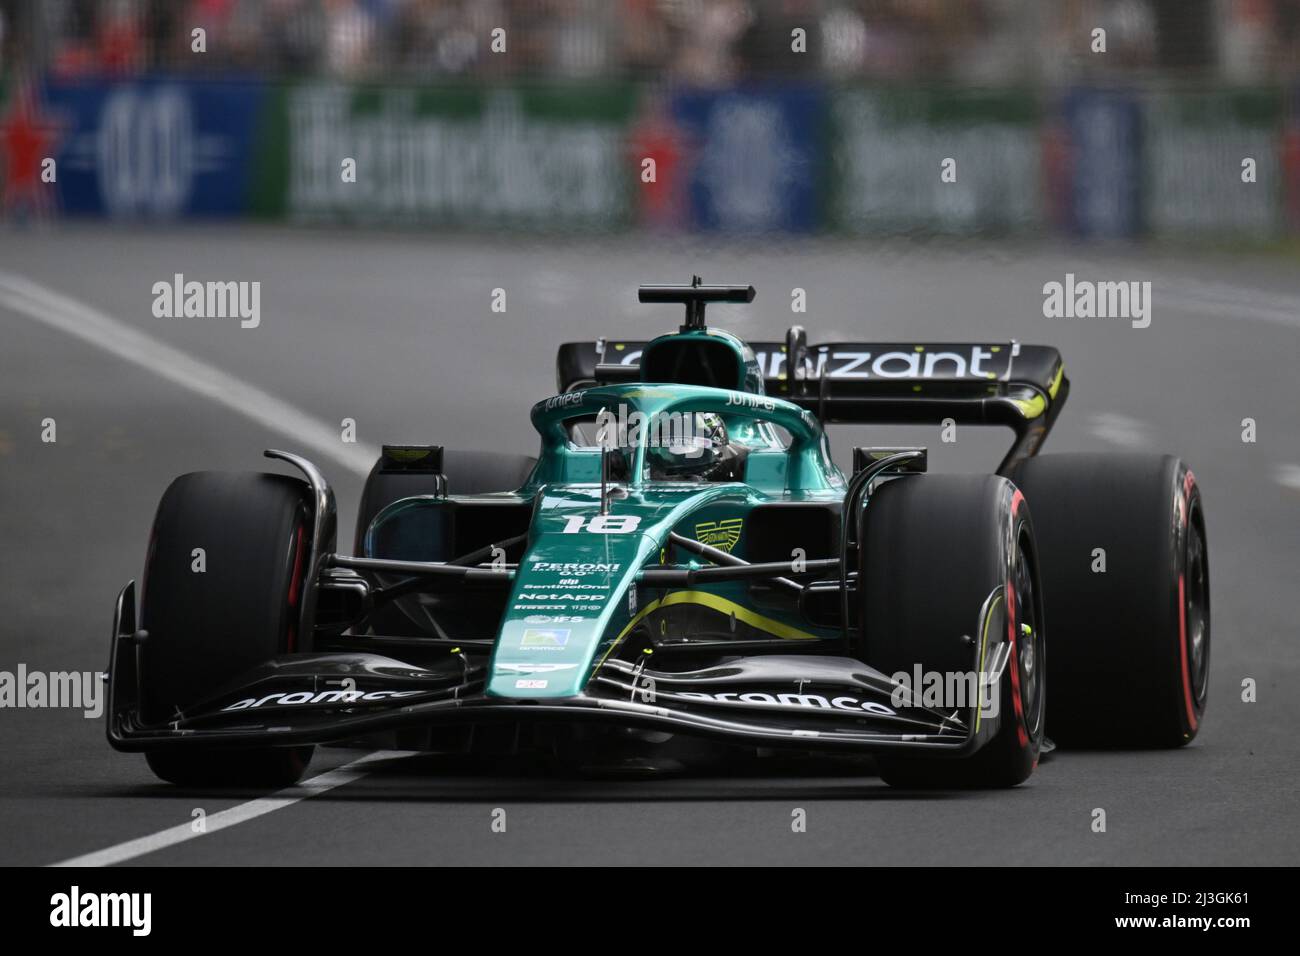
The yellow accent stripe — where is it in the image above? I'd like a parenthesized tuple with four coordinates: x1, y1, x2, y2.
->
(1047, 363, 1065, 399)
(974, 591, 1003, 734)
(1011, 394, 1046, 419)
(591, 588, 820, 675)
(1011, 366, 1064, 421)
(655, 590, 819, 641)
(592, 595, 665, 672)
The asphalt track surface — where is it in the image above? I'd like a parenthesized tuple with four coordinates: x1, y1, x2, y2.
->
(1, 223, 1298, 866)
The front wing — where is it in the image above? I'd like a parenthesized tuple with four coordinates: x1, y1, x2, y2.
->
(106, 583, 993, 757)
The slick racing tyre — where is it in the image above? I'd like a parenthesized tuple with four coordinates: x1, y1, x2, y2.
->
(353, 449, 538, 553)
(1009, 454, 1209, 748)
(140, 471, 316, 787)
(858, 474, 1046, 789)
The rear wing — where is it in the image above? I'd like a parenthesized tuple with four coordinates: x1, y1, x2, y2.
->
(555, 336, 1068, 475)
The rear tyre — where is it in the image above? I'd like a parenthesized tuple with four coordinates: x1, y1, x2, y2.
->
(140, 471, 316, 787)
(858, 474, 1046, 789)
(1008, 453, 1208, 748)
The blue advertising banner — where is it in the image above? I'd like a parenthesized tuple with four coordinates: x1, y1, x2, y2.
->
(6, 75, 1288, 239)
(41, 76, 265, 219)
(1060, 88, 1142, 239)
(670, 86, 823, 233)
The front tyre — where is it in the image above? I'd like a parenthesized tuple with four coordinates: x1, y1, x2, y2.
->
(140, 471, 316, 787)
(857, 474, 1046, 789)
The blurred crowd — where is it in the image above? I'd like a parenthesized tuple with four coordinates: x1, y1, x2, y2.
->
(2, 0, 1299, 84)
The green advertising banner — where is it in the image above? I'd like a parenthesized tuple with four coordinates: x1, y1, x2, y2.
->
(1143, 89, 1283, 239)
(251, 83, 639, 230)
(828, 87, 1043, 235)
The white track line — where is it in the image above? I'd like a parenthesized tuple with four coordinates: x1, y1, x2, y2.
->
(0, 270, 378, 476)
(1155, 279, 1300, 330)
(49, 751, 414, 867)
(1062, 254, 1300, 330)
(0, 271, 396, 865)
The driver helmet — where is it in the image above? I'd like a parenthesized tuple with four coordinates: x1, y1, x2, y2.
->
(646, 413, 729, 481)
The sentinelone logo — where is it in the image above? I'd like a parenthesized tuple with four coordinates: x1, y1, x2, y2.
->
(50, 886, 151, 936)
(0, 665, 104, 718)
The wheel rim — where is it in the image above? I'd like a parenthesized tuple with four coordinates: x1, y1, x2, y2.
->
(1012, 533, 1044, 740)
(1185, 509, 1210, 703)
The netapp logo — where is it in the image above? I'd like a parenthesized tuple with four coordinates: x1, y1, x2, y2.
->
(222, 689, 424, 711)
(50, 886, 151, 936)
(677, 691, 896, 716)
(516, 592, 607, 601)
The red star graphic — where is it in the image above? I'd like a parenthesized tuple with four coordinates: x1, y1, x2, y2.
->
(1, 84, 66, 216)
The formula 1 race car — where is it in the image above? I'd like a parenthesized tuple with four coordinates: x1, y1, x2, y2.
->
(105, 280, 1210, 789)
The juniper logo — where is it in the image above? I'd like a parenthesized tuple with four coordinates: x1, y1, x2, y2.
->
(545, 391, 585, 411)
(151, 273, 261, 328)
(1042, 273, 1152, 328)
(50, 886, 151, 936)
(0, 665, 104, 718)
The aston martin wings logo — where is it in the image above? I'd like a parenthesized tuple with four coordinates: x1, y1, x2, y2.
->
(695, 518, 743, 553)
